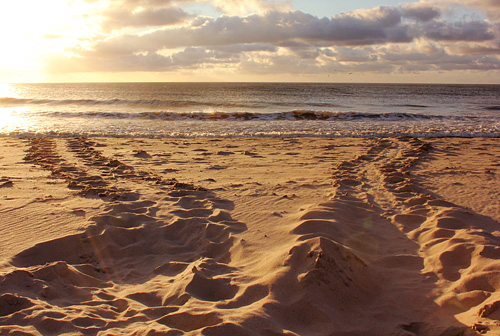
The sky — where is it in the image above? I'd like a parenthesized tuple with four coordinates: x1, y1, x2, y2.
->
(1, 0, 499, 83)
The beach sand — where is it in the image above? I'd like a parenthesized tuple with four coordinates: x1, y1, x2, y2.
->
(1, 136, 500, 335)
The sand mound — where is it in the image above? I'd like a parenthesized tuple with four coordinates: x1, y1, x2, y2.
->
(1, 137, 246, 335)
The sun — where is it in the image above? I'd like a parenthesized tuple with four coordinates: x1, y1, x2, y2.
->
(0, 0, 102, 83)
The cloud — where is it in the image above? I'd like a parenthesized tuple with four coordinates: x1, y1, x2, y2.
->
(101, 6, 190, 31)
(400, 3, 440, 22)
(88, 4, 499, 57)
(378, 42, 500, 71)
(423, 20, 496, 41)
(48, 46, 241, 73)
(85, 0, 180, 7)
(295, 7, 412, 45)
(332, 47, 378, 63)
(446, 41, 500, 55)
(88, 7, 415, 56)
(433, 0, 500, 20)
(49, 0, 500, 78)
(210, 0, 292, 15)
(209, 43, 278, 54)
(87, 12, 295, 56)
(278, 41, 322, 59)
(85, 0, 292, 15)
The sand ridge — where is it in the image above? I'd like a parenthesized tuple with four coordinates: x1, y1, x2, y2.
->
(0, 136, 499, 335)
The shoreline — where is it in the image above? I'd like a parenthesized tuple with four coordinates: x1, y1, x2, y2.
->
(1, 136, 499, 335)
(2, 134, 500, 139)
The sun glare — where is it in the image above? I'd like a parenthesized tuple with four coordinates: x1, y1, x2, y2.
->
(0, 84, 23, 132)
(0, 84, 15, 98)
(0, 0, 99, 83)
(0, 108, 23, 133)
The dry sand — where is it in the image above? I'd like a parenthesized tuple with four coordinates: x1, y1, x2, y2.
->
(1, 136, 500, 335)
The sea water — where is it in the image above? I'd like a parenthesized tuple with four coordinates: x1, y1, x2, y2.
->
(1, 82, 499, 138)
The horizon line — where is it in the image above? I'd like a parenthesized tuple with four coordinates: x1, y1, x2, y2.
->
(3, 81, 500, 85)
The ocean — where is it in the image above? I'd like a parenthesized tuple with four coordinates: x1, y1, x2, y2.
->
(1, 82, 499, 138)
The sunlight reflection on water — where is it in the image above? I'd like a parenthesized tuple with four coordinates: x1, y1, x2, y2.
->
(0, 83, 19, 98)
(0, 108, 28, 134)
(0, 84, 36, 134)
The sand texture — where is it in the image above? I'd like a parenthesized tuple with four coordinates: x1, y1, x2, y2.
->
(1, 136, 500, 335)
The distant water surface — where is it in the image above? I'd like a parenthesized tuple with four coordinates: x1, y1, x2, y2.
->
(1, 82, 499, 137)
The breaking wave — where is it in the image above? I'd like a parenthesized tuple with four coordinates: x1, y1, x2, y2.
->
(45, 110, 460, 121)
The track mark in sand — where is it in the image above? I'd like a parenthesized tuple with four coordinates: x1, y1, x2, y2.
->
(66, 137, 166, 185)
(269, 138, 488, 335)
(363, 139, 500, 332)
(24, 137, 124, 199)
(348, 138, 500, 331)
(2, 136, 250, 335)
